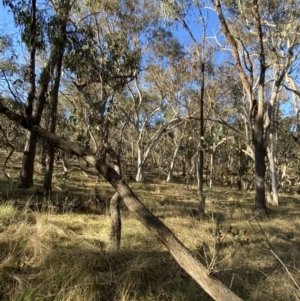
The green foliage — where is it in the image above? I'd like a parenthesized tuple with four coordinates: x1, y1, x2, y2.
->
(64, 12, 142, 92)
(3, 0, 45, 49)
(150, 27, 185, 62)
(160, 0, 195, 22)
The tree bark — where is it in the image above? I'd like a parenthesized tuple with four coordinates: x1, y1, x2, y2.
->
(19, 42, 63, 188)
(110, 192, 122, 250)
(136, 141, 145, 182)
(0, 104, 243, 301)
(213, 0, 267, 209)
(167, 127, 185, 183)
(253, 0, 267, 210)
(253, 132, 266, 208)
(19, 0, 36, 188)
(267, 142, 279, 206)
(19, 132, 38, 188)
(198, 61, 205, 218)
(209, 152, 213, 192)
(166, 145, 179, 183)
(104, 142, 123, 250)
(43, 5, 69, 195)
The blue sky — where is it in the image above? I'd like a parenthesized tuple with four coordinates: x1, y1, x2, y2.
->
(173, 5, 220, 45)
(0, 1, 220, 50)
(0, 2, 16, 32)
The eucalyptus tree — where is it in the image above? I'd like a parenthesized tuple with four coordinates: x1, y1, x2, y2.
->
(124, 76, 186, 183)
(116, 26, 189, 182)
(211, 0, 300, 208)
(205, 60, 257, 189)
(0, 35, 23, 172)
(166, 121, 187, 182)
(63, 0, 158, 152)
(61, 0, 163, 249)
(159, 0, 210, 216)
(43, 0, 73, 195)
(2, 0, 74, 189)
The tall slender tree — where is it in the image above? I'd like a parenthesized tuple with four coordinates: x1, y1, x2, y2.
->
(3, 0, 74, 188)
(211, 0, 299, 208)
(43, 0, 72, 195)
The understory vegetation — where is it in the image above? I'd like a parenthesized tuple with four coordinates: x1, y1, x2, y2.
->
(0, 151, 300, 301)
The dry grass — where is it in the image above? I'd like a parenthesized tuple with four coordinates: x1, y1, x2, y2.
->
(1, 151, 300, 300)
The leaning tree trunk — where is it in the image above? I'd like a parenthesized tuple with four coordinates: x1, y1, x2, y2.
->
(1, 104, 244, 301)
(105, 142, 122, 250)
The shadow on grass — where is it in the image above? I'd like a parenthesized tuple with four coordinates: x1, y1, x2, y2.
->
(1, 225, 296, 301)
(0, 238, 214, 301)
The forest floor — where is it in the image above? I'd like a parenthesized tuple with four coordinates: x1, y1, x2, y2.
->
(0, 150, 300, 301)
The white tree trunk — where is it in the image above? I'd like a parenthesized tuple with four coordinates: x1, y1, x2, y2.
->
(267, 140, 279, 205)
(209, 152, 213, 192)
(167, 136, 183, 183)
(136, 141, 145, 182)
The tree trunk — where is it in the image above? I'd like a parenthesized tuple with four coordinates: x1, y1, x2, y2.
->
(209, 152, 213, 192)
(136, 165, 145, 183)
(18, 0, 36, 188)
(43, 143, 55, 195)
(136, 140, 145, 182)
(198, 61, 205, 218)
(213, 0, 268, 210)
(19, 132, 37, 188)
(254, 126, 267, 209)
(181, 158, 186, 177)
(167, 137, 181, 183)
(104, 142, 122, 250)
(253, 97, 267, 209)
(267, 142, 279, 206)
(197, 153, 205, 217)
(0, 106, 243, 301)
(19, 44, 63, 188)
(44, 28, 66, 194)
(110, 192, 122, 250)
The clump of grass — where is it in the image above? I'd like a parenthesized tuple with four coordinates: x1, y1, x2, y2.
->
(0, 203, 18, 226)
(0, 204, 111, 301)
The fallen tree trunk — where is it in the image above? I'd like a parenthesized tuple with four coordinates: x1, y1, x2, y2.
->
(0, 102, 243, 301)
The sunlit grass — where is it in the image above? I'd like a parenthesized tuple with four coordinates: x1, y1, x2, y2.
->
(0, 150, 300, 300)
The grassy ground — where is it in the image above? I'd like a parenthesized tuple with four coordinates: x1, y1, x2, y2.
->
(0, 150, 300, 300)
